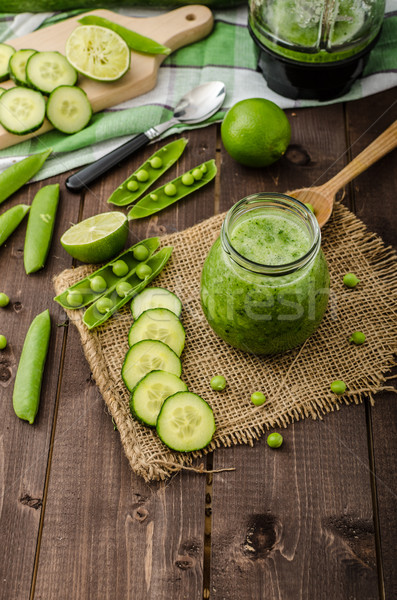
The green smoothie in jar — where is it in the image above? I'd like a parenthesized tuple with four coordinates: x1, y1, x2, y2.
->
(200, 193, 329, 355)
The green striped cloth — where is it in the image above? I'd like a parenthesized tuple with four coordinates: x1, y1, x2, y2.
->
(0, 4, 396, 181)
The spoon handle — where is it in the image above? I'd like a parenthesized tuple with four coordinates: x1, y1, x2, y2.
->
(321, 120, 397, 196)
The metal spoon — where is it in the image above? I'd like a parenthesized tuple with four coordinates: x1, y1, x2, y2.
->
(288, 120, 397, 228)
(65, 81, 226, 193)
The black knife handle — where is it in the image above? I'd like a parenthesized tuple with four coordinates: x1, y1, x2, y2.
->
(65, 132, 151, 193)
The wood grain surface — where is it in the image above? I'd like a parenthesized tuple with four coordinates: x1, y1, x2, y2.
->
(0, 88, 395, 600)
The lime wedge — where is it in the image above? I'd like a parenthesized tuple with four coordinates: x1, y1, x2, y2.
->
(61, 211, 128, 263)
(65, 25, 130, 82)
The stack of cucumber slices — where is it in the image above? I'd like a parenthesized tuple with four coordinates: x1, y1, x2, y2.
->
(122, 287, 216, 453)
(0, 43, 92, 135)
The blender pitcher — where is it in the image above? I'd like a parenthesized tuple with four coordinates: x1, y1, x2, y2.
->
(249, 0, 385, 100)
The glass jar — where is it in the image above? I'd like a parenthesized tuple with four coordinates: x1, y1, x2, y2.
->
(200, 193, 330, 355)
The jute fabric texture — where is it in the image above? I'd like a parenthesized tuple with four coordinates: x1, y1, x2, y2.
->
(53, 203, 397, 481)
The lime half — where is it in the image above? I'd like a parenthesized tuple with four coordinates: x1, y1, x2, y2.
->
(61, 211, 128, 263)
(65, 25, 130, 82)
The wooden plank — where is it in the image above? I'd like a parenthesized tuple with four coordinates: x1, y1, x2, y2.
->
(211, 103, 379, 598)
(345, 88, 397, 600)
(33, 127, 217, 599)
(0, 172, 80, 600)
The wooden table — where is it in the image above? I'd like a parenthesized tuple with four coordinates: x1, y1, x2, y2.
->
(0, 87, 396, 600)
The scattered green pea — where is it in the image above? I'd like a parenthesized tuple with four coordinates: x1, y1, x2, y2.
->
(136, 263, 152, 280)
(116, 281, 133, 297)
(96, 297, 114, 314)
(0, 292, 10, 307)
(192, 168, 203, 181)
(149, 156, 163, 169)
(181, 172, 194, 186)
(127, 180, 139, 192)
(200, 164, 207, 173)
(251, 391, 266, 406)
(210, 375, 227, 391)
(133, 245, 149, 261)
(343, 273, 360, 288)
(330, 380, 346, 395)
(112, 260, 129, 277)
(305, 203, 315, 214)
(66, 290, 83, 307)
(90, 275, 107, 293)
(0, 335, 7, 350)
(349, 331, 366, 345)
(267, 432, 283, 448)
(164, 183, 177, 196)
(136, 169, 149, 182)
(149, 193, 158, 201)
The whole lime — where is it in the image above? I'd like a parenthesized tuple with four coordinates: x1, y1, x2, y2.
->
(221, 98, 291, 167)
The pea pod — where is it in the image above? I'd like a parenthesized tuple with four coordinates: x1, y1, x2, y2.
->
(78, 15, 171, 56)
(83, 246, 173, 329)
(12, 309, 51, 424)
(0, 148, 52, 206)
(107, 138, 188, 207)
(0, 204, 30, 246)
(24, 184, 59, 274)
(54, 237, 159, 310)
(127, 159, 217, 220)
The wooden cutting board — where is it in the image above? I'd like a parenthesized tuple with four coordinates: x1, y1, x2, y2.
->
(0, 5, 213, 150)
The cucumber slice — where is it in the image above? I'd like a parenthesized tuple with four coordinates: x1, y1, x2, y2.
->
(122, 340, 182, 392)
(130, 370, 188, 427)
(128, 308, 185, 356)
(131, 287, 182, 320)
(0, 43, 15, 82)
(156, 392, 216, 452)
(9, 49, 36, 86)
(46, 85, 92, 134)
(0, 87, 45, 135)
(26, 51, 77, 94)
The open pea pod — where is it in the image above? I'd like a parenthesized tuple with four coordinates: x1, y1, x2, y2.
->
(107, 138, 188, 206)
(54, 237, 159, 310)
(83, 246, 173, 330)
(127, 159, 217, 220)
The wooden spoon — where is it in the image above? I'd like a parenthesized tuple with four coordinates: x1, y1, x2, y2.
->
(288, 120, 397, 228)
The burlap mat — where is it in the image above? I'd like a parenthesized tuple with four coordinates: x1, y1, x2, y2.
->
(53, 203, 397, 481)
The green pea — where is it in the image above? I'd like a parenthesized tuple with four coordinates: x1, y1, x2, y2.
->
(305, 203, 315, 214)
(150, 193, 158, 201)
(181, 173, 194, 186)
(164, 183, 177, 196)
(210, 375, 226, 391)
(0, 292, 10, 307)
(136, 263, 152, 280)
(267, 433, 283, 448)
(127, 180, 139, 192)
(0, 204, 30, 247)
(200, 164, 207, 173)
(192, 168, 203, 181)
(24, 184, 59, 274)
(251, 391, 266, 406)
(116, 281, 133, 297)
(343, 273, 360, 288)
(66, 290, 83, 307)
(0, 148, 52, 206)
(0, 335, 7, 350)
(90, 275, 107, 293)
(349, 331, 366, 345)
(136, 169, 149, 182)
(149, 156, 163, 169)
(96, 297, 114, 314)
(133, 245, 149, 261)
(112, 260, 129, 277)
(330, 380, 346, 395)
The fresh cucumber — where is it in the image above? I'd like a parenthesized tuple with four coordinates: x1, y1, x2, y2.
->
(0, 87, 45, 134)
(0, 43, 15, 82)
(9, 49, 36, 86)
(128, 308, 185, 356)
(26, 51, 77, 94)
(122, 339, 181, 392)
(46, 85, 92, 134)
(130, 370, 188, 427)
(131, 287, 182, 320)
(156, 392, 216, 452)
